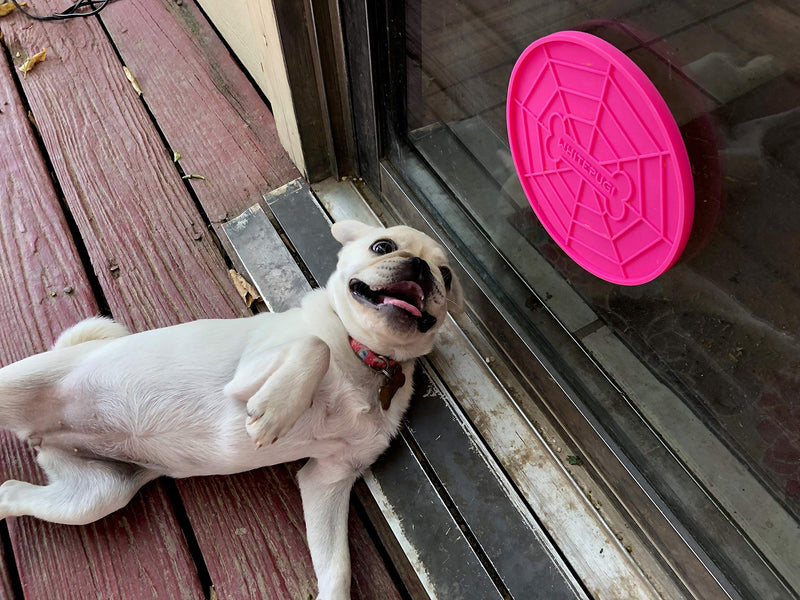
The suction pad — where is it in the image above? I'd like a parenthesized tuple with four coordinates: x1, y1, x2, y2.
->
(507, 31, 694, 285)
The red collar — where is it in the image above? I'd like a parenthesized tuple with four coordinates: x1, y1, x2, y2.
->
(349, 337, 398, 372)
(349, 337, 406, 410)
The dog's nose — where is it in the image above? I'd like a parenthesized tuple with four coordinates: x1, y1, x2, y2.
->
(408, 257, 431, 280)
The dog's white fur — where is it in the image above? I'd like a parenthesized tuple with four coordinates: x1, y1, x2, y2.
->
(0, 220, 463, 600)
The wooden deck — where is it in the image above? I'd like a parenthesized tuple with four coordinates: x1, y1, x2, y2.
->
(0, 1, 402, 598)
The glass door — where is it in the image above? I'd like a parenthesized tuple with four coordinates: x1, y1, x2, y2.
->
(342, 1, 800, 598)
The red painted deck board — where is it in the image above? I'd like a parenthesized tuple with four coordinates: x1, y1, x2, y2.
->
(9, 475, 204, 600)
(0, 49, 205, 600)
(0, 62, 96, 361)
(178, 469, 316, 600)
(0, 529, 13, 600)
(100, 0, 300, 223)
(0, 5, 251, 333)
(179, 466, 402, 600)
(1, 2, 402, 598)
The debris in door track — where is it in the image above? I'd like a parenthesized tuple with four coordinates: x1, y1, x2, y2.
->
(229, 269, 260, 307)
(19, 47, 46, 77)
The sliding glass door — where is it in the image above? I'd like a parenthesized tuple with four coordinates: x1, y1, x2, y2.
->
(343, 1, 800, 598)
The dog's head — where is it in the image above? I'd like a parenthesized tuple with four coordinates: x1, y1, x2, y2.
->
(327, 220, 464, 361)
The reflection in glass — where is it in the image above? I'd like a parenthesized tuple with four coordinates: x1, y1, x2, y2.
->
(402, 1, 800, 595)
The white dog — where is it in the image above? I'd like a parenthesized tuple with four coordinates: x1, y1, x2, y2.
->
(0, 220, 463, 600)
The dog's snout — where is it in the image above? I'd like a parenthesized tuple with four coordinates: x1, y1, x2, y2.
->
(407, 257, 431, 280)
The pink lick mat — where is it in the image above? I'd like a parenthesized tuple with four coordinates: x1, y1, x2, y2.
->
(507, 31, 694, 285)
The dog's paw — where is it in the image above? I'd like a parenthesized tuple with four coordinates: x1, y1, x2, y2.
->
(0, 479, 32, 520)
(245, 397, 309, 448)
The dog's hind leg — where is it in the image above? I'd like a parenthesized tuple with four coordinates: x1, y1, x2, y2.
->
(0, 449, 156, 525)
(0, 319, 126, 434)
(0, 341, 98, 436)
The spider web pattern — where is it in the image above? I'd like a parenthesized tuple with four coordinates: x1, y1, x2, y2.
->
(508, 39, 688, 283)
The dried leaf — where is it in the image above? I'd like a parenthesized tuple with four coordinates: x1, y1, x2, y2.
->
(182, 173, 205, 180)
(0, 2, 26, 17)
(122, 66, 142, 96)
(19, 47, 46, 77)
(173, 151, 181, 162)
(229, 269, 260, 307)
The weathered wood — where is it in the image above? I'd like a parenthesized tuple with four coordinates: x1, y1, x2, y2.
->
(170, 0, 301, 187)
(178, 468, 315, 600)
(179, 465, 402, 600)
(0, 51, 205, 600)
(0, 524, 14, 600)
(191, 0, 272, 105)
(0, 436, 204, 600)
(101, 0, 300, 224)
(0, 6, 251, 333)
(0, 65, 95, 363)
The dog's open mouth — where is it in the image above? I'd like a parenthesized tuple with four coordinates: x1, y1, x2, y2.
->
(349, 279, 424, 318)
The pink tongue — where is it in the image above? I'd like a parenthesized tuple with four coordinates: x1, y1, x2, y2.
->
(380, 295, 422, 317)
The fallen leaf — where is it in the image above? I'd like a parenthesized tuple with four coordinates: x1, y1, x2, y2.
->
(173, 151, 181, 162)
(0, 1, 26, 17)
(19, 47, 46, 77)
(123, 66, 142, 96)
(182, 173, 205, 180)
(229, 269, 260, 307)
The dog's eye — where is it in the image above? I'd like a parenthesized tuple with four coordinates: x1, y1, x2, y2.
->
(371, 239, 397, 255)
(440, 266, 453, 290)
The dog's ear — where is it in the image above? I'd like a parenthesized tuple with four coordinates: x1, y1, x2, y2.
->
(331, 220, 376, 245)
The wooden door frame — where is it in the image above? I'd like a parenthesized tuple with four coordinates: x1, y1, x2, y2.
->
(197, 0, 354, 182)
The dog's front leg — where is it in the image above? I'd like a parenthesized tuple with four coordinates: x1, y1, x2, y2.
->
(227, 336, 330, 446)
(298, 458, 358, 600)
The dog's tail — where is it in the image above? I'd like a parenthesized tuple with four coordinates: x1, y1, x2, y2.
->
(52, 317, 131, 350)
